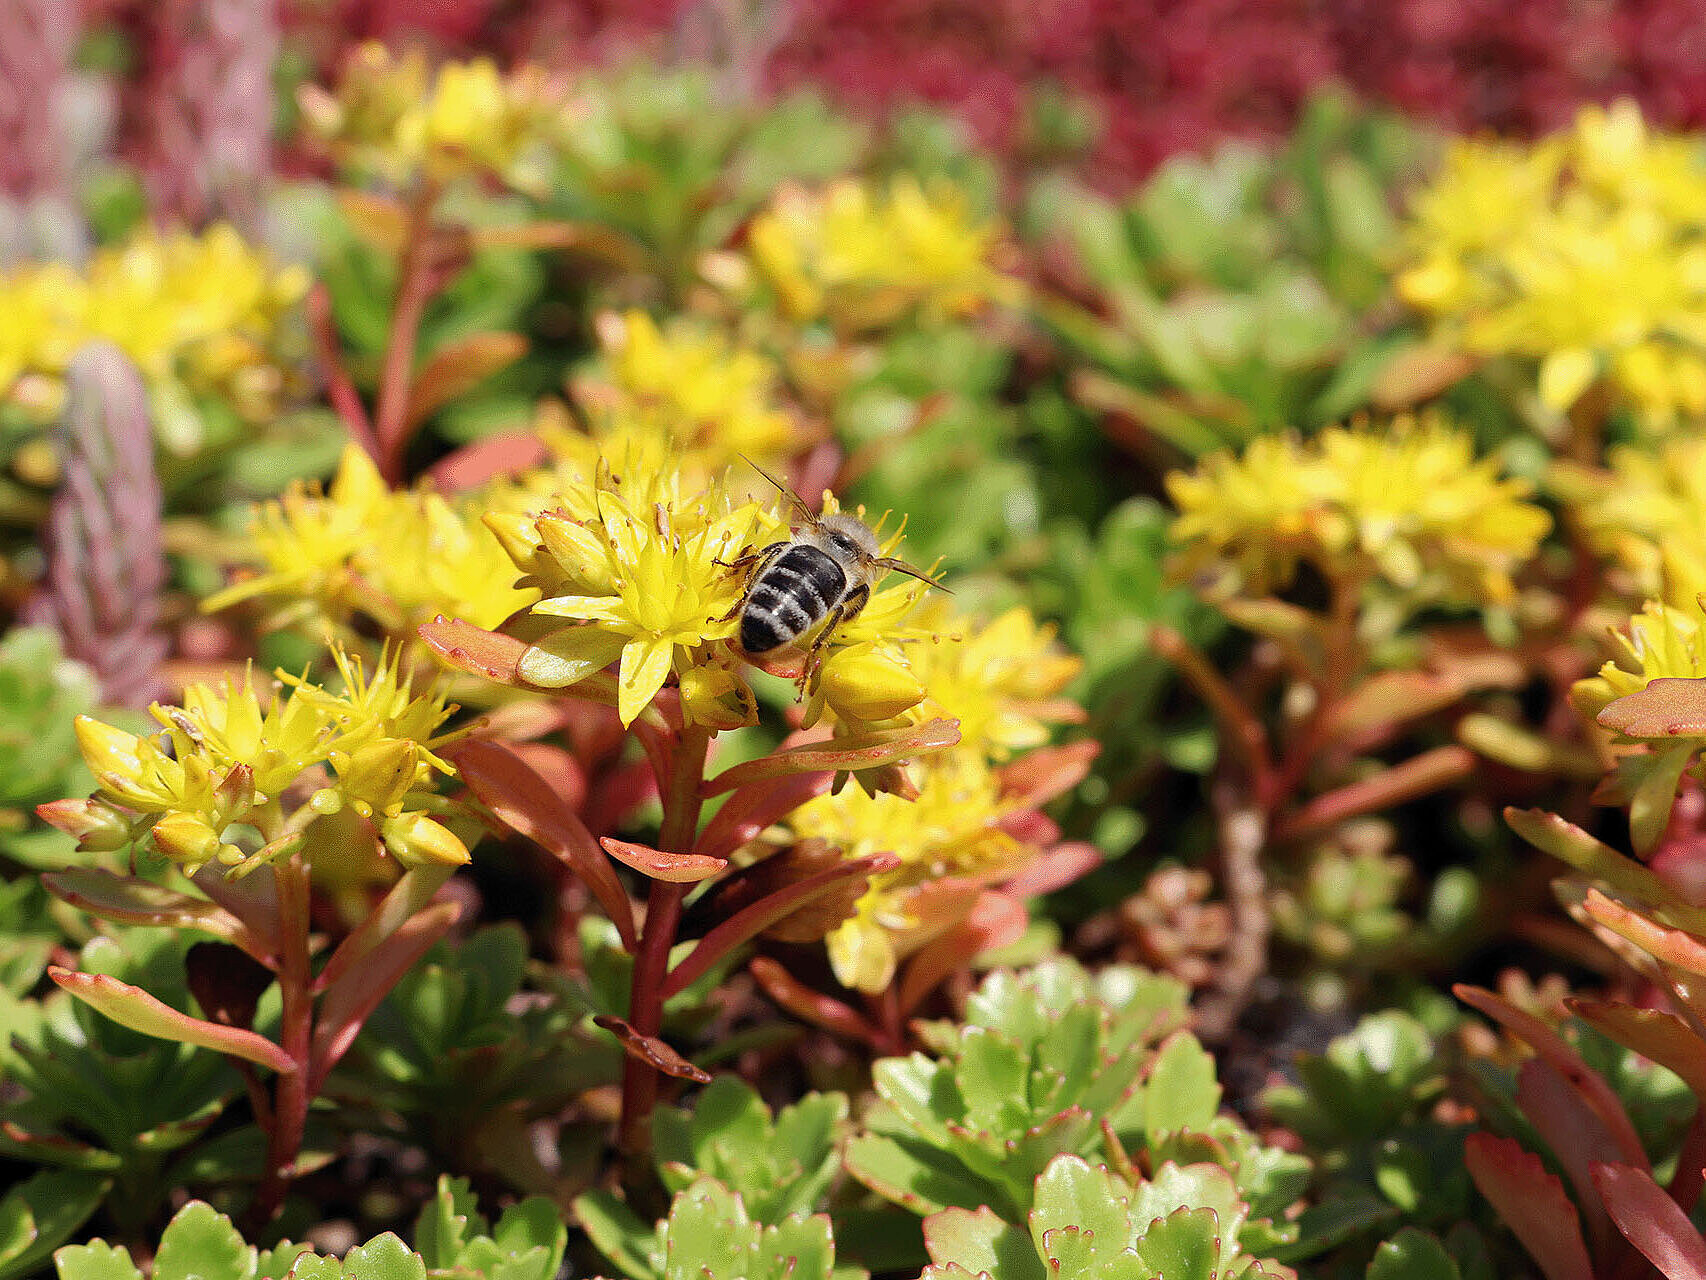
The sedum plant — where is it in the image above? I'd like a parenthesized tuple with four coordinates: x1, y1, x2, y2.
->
(0, 625, 103, 869)
(51, 1177, 565, 1280)
(843, 958, 1307, 1241)
(920, 1154, 1293, 1280)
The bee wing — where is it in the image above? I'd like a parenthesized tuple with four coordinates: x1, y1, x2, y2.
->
(739, 454, 823, 527)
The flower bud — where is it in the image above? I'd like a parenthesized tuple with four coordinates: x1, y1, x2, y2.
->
(381, 811, 470, 867)
(151, 812, 224, 869)
(817, 644, 925, 724)
(680, 663, 757, 731)
(534, 512, 614, 593)
(36, 798, 134, 851)
(334, 738, 418, 815)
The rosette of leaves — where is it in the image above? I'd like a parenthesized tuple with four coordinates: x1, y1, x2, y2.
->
(51, 1176, 566, 1280)
(0, 627, 103, 869)
(1030, 92, 1430, 459)
(1262, 1011, 1483, 1267)
(843, 959, 1308, 1239)
(920, 1154, 1291, 1280)
(329, 924, 618, 1188)
(0, 934, 241, 1241)
(579, 1176, 856, 1280)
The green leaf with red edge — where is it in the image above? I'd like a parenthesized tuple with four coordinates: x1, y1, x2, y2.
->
(313, 867, 454, 995)
(1568, 998, 1706, 1101)
(1625, 745, 1696, 857)
(404, 332, 528, 433)
(996, 742, 1099, 810)
(1592, 1161, 1706, 1280)
(448, 738, 636, 949)
(1324, 670, 1467, 744)
(1504, 808, 1706, 931)
(47, 968, 296, 1074)
(702, 719, 961, 796)
(1455, 984, 1647, 1168)
(1463, 1133, 1592, 1280)
(591, 1016, 711, 1083)
(1580, 889, 1706, 977)
(598, 837, 726, 884)
(308, 901, 461, 1090)
(41, 871, 268, 964)
(1598, 678, 1706, 738)
(426, 431, 549, 493)
(662, 853, 901, 1000)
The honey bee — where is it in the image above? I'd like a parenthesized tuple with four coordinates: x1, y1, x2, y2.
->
(724, 461, 945, 671)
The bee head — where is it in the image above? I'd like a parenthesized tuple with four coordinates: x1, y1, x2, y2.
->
(813, 513, 882, 567)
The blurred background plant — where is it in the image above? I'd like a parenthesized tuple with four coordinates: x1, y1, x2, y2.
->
(11, 4, 1706, 1278)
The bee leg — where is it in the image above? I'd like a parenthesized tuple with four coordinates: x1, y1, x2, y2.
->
(800, 583, 869, 691)
(717, 543, 785, 621)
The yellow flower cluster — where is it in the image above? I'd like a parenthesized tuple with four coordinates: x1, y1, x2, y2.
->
(298, 41, 560, 189)
(567, 310, 802, 478)
(1551, 436, 1706, 605)
(1573, 599, 1706, 726)
(745, 176, 1019, 333)
(205, 444, 534, 639)
(1166, 416, 1550, 608)
(59, 647, 466, 874)
(1399, 99, 1706, 427)
(791, 603, 1084, 992)
(0, 224, 306, 431)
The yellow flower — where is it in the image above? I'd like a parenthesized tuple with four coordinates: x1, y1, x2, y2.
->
(1399, 99, 1706, 428)
(61, 645, 463, 874)
(746, 176, 1019, 332)
(1573, 599, 1706, 723)
(1551, 436, 1706, 605)
(0, 225, 305, 432)
(299, 41, 558, 189)
(788, 756, 1024, 991)
(1166, 415, 1550, 607)
(503, 453, 783, 725)
(206, 444, 536, 639)
(567, 310, 803, 477)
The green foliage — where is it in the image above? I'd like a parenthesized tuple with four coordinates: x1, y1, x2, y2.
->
(577, 1177, 857, 1280)
(651, 1075, 849, 1223)
(1031, 92, 1426, 456)
(0, 934, 243, 1234)
(920, 1155, 1290, 1279)
(844, 959, 1306, 1235)
(0, 1171, 111, 1280)
(0, 628, 101, 870)
(51, 1179, 563, 1280)
(332, 924, 618, 1184)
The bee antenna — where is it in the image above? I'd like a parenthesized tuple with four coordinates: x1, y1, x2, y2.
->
(874, 557, 951, 593)
(739, 453, 822, 526)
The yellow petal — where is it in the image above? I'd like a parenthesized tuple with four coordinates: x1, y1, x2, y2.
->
(617, 636, 675, 727)
(818, 644, 925, 724)
(382, 811, 470, 867)
(1539, 348, 1598, 413)
(826, 916, 897, 993)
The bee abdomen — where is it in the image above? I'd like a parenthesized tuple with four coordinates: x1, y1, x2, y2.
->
(740, 545, 846, 654)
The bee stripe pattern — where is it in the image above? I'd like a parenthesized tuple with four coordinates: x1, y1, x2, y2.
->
(740, 545, 847, 653)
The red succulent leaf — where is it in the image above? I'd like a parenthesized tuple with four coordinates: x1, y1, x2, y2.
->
(1567, 998, 1706, 1101)
(506, 741, 588, 813)
(419, 616, 528, 685)
(1599, 678, 1706, 738)
(1515, 1057, 1616, 1255)
(702, 719, 961, 795)
(448, 737, 636, 948)
(592, 1016, 711, 1083)
(49, 966, 297, 1074)
(749, 956, 891, 1050)
(1464, 1132, 1593, 1280)
(996, 741, 1100, 808)
(661, 852, 901, 1000)
(898, 890, 1028, 1015)
(42, 868, 271, 966)
(1456, 983, 1648, 1168)
(693, 770, 835, 860)
(1593, 1161, 1706, 1280)
(599, 837, 727, 884)
(999, 841, 1102, 899)
(1581, 889, 1706, 978)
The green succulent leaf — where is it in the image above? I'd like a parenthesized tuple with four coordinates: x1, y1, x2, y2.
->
(52, 1240, 143, 1280)
(153, 1203, 256, 1280)
(1367, 1228, 1463, 1280)
(341, 1234, 425, 1280)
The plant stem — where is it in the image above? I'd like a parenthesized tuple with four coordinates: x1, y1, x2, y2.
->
(372, 182, 441, 485)
(251, 854, 314, 1226)
(617, 722, 712, 1162)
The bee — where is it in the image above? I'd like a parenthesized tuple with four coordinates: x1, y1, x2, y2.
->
(723, 461, 945, 671)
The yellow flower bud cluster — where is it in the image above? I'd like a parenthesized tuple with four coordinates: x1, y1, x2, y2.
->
(298, 42, 560, 190)
(60, 646, 466, 875)
(1166, 415, 1550, 609)
(0, 224, 307, 439)
(1550, 435, 1706, 606)
(205, 445, 537, 641)
(1399, 99, 1706, 429)
(1573, 599, 1706, 728)
(743, 176, 1021, 333)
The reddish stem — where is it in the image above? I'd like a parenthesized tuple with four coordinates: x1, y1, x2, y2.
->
(250, 855, 313, 1226)
(372, 182, 442, 485)
(616, 723, 711, 1162)
(306, 282, 380, 462)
